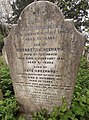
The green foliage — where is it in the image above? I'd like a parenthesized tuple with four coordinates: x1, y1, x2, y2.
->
(10, 0, 34, 23)
(32, 57, 89, 120)
(0, 56, 89, 120)
(10, 0, 89, 32)
(0, 97, 25, 120)
(57, 0, 89, 31)
(0, 56, 25, 120)
(75, 57, 89, 94)
(0, 97, 18, 120)
(0, 57, 14, 96)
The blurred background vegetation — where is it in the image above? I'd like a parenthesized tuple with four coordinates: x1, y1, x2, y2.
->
(0, 0, 89, 120)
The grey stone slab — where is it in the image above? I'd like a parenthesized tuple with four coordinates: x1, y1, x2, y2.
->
(2, 46, 9, 65)
(4, 1, 85, 116)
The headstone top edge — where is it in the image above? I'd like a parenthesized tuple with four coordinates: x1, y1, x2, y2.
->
(4, 24, 18, 42)
(64, 19, 86, 39)
(17, 1, 64, 21)
(3, 0, 85, 115)
(5, 1, 65, 40)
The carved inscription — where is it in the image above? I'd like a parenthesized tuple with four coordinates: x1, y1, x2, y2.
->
(14, 19, 74, 105)
(4, 1, 85, 114)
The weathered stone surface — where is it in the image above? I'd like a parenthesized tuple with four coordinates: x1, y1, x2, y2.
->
(4, 1, 85, 116)
(2, 46, 8, 65)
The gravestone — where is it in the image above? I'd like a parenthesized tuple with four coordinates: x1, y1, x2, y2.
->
(87, 50, 89, 62)
(2, 47, 8, 65)
(4, 1, 85, 118)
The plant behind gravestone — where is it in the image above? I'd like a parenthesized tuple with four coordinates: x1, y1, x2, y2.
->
(32, 57, 89, 120)
(0, 56, 25, 120)
(0, 57, 14, 96)
(0, 54, 89, 119)
(10, 0, 89, 32)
